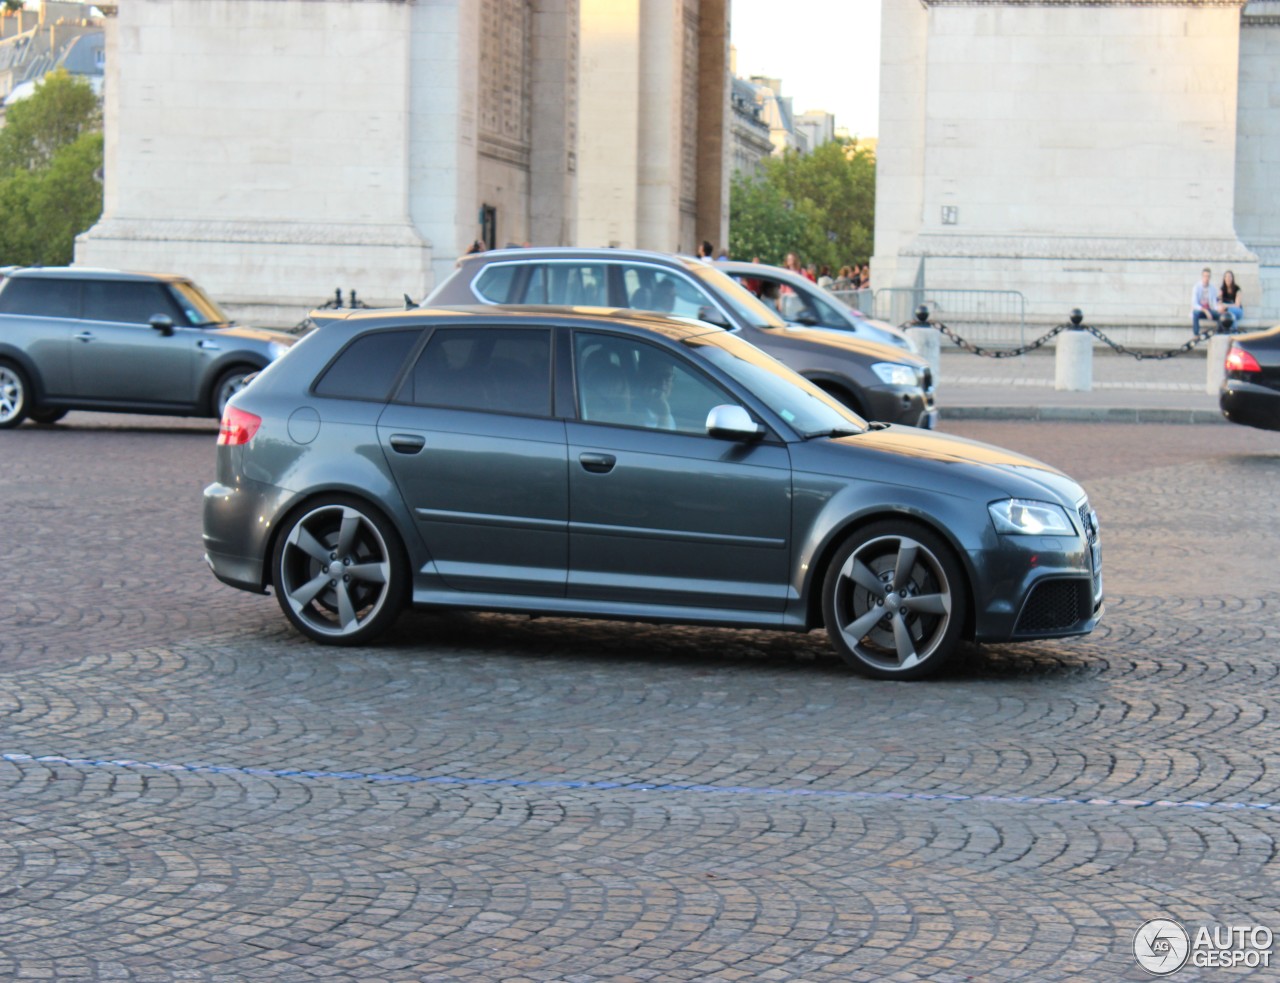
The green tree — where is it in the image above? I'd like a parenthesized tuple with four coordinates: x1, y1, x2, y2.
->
(0, 70, 103, 266)
(0, 68, 101, 175)
(729, 138, 876, 272)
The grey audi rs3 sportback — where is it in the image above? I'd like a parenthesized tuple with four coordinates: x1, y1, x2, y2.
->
(203, 306, 1102, 679)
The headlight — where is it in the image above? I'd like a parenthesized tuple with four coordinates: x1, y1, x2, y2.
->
(871, 362, 917, 386)
(988, 498, 1074, 535)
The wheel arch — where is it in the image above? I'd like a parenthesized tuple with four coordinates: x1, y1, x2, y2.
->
(0, 345, 46, 404)
(802, 508, 977, 640)
(804, 373, 867, 417)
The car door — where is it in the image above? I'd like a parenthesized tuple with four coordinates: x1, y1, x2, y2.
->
(0, 276, 79, 397)
(377, 325, 568, 596)
(72, 280, 197, 404)
(566, 332, 792, 615)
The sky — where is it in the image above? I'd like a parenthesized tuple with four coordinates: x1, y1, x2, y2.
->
(729, 0, 882, 139)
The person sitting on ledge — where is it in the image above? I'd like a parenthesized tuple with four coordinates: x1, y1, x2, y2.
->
(1191, 267, 1220, 338)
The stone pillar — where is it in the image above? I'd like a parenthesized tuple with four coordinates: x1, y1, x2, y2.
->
(77, 0, 433, 325)
(530, 0, 579, 246)
(1055, 329, 1093, 392)
(695, 0, 730, 256)
(1206, 333, 1233, 394)
(576, 0, 640, 247)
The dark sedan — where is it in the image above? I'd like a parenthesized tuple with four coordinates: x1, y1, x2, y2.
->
(1221, 325, 1280, 431)
(203, 306, 1101, 680)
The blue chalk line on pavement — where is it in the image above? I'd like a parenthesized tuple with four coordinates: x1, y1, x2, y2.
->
(3, 751, 1277, 813)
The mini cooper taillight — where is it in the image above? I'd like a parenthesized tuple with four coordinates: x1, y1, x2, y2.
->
(1225, 345, 1261, 375)
(217, 405, 261, 445)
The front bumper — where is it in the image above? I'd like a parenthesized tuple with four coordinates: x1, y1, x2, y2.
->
(863, 384, 938, 429)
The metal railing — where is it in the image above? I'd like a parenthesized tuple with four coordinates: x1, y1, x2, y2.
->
(828, 288, 874, 313)
(875, 288, 1028, 347)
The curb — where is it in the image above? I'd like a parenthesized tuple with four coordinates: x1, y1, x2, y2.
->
(942, 405, 1226, 425)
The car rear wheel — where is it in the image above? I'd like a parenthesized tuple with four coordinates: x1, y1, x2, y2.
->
(272, 496, 408, 644)
(28, 407, 67, 425)
(0, 361, 30, 429)
(211, 366, 256, 417)
(822, 521, 966, 680)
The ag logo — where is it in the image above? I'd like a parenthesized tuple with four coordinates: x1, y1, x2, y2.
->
(1134, 919, 1190, 976)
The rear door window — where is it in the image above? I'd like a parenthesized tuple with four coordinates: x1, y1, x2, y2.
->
(314, 329, 422, 401)
(0, 277, 80, 318)
(81, 281, 185, 325)
(616, 266, 715, 319)
(401, 327, 552, 417)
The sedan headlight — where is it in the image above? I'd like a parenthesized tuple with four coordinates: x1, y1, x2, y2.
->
(871, 362, 918, 387)
(988, 498, 1074, 536)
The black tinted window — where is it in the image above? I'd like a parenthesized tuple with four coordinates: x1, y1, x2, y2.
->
(82, 281, 184, 324)
(404, 327, 551, 416)
(314, 329, 421, 401)
(0, 278, 79, 318)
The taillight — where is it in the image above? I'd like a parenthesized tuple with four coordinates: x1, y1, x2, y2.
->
(217, 406, 261, 445)
(1225, 345, 1261, 375)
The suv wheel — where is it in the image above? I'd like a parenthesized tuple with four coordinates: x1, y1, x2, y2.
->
(212, 366, 255, 417)
(0, 362, 30, 429)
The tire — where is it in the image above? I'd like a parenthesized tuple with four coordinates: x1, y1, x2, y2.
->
(272, 495, 408, 645)
(28, 407, 67, 425)
(822, 521, 967, 680)
(0, 361, 30, 429)
(211, 366, 256, 417)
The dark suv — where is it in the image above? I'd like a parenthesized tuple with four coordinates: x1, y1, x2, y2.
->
(426, 248, 937, 428)
(0, 267, 296, 428)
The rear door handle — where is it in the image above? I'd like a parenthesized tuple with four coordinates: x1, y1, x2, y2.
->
(579, 452, 616, 474)
(389, 433, 426, 455)
(75, 331, 94, 343)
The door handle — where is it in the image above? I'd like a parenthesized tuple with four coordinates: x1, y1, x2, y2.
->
(578, 452, 616, 474)
(389, 433, 426, 455)
(75, 331, 94, 343)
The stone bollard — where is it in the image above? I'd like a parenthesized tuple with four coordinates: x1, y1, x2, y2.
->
(905, 305, 941, 381)
(1054, 309, 1093, 392)
(1206, 333, 1233, 394)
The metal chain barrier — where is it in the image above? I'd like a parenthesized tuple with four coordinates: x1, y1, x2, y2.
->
(903, 307, 1231, 361)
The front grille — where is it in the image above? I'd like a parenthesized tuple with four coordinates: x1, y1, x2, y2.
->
(1015, 579, 1093, 634)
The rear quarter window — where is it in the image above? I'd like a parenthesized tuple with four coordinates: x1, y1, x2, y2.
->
(0, 278, 80, 318)
(313, 329, 422, 401)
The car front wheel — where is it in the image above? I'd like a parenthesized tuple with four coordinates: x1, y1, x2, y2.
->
(822, 521, 966, 680)
(0, 361, 30, 429)
(272, 496, 408, 644)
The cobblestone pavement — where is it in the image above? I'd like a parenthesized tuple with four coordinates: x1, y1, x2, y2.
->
(2, 414, 1279, 981)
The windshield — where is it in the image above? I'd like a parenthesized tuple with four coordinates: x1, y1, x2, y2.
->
(688, 263, 788, 330)
(684, 331, 867, 436)
(172, 281, 230, 326)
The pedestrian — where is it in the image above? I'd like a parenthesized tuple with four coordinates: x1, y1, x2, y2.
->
(697, 240, 714, 261)
(1191, 267, 1220, 337)
(1217, 270, 1244, 330)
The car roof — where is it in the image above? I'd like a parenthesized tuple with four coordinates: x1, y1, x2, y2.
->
(311, 303, 726, 343)
(457, 247, 700, 269)
(4, 266, 186, 283)
(713, 260, 818, 286)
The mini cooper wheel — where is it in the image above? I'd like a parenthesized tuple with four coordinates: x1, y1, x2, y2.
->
(272, 496, 408, 644)
(822, 522, 967, 680)
(0, 361, 30, 429)
(212, 366, 256, 417)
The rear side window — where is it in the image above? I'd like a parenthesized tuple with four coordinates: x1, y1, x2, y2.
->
(0, 277, 80, 318)
(402, 327, 551, 416)
(314, 329, 421, 401)
(82, 281, 185, 324)
(475, 262, 609, 306)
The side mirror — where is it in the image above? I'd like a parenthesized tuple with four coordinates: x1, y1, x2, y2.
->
(150, 314, 175, 337)
(706, 404, 764, 442)
(696, 306, 732, 329)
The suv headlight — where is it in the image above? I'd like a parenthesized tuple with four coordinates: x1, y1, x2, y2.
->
(988, 498, 1074, 535)
(871, 362, 917, 387)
